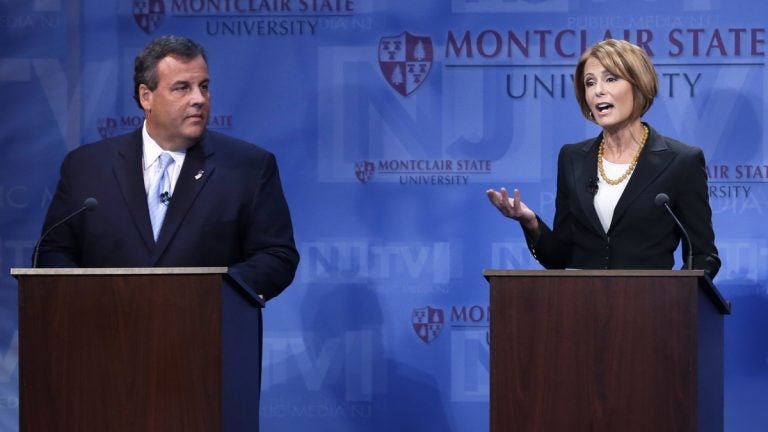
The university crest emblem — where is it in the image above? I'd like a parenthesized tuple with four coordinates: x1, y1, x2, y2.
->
(412, 306, 444, 344)
(354, 161, 375, 183)
(96, 117, 118, 139)
(378, 32, 433, 96)
(133, 0, 165, 34)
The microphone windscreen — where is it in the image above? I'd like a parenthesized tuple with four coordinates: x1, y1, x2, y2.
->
(654, 193, 670, 207)
(83, 197, 98, 209)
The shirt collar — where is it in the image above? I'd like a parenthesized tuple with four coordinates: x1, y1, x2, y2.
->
(142, 120, 186, 169)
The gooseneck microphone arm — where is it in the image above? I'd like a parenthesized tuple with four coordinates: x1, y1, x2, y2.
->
(654, 193, 693, 270)
(32, 197, 98, 268)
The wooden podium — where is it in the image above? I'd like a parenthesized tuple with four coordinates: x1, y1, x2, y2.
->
(12, 267, 264, 432)
(484, 270, 730, 432)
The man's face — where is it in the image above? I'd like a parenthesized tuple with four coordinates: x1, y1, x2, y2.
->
(139, 54, 210, 151)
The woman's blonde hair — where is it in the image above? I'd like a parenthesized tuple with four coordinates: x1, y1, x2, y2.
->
(573, 39, 658, 123)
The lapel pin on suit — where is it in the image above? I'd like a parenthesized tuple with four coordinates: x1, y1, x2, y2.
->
(194, 170, 204, 180)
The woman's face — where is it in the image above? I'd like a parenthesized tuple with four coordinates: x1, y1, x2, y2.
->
(583, 57, 635, 128)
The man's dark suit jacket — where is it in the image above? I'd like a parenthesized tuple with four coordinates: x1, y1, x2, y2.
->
(37, 128, 300, 301)
(527, 124, 721, 277)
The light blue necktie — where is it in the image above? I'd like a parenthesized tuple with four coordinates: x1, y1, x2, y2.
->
(148, 152, 174, 241)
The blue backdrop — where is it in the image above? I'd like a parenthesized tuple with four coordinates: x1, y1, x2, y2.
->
(1, 0, 766, 431)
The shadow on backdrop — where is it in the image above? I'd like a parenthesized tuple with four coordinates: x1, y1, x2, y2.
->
(719, 279, 768, 432)
(261, 281, 453, 431)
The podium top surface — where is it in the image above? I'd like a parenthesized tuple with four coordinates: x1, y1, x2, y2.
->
(483, 269, 730, 314)
(11, 267, 228, 276)
(483, 269, 708, 278)
(11, 266, 265, 308)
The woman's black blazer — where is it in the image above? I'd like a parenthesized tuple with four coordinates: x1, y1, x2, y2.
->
(527, 124, 721, 277)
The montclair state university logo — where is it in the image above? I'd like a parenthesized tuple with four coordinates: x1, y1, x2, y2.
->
(378, 32, 433, 96)
(412, 306, 444, 344)
(133, 0, 165, 34)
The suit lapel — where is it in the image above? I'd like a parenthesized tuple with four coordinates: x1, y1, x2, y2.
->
(114, 130, 156, 251)
(610, 126, 675, 230)
(150, 135, 216, 264)
(573, 137, 606, 236)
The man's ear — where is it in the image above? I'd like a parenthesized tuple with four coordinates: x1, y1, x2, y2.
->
(139, 84, 153, 111)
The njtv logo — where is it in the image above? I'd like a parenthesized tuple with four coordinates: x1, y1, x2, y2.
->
(263, 330, 382, 402)
(299, 241, 452, 285)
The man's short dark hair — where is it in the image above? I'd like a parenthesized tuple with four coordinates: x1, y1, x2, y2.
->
(133, 35, 207, 110)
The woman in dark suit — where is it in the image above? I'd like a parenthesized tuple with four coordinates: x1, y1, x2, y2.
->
(486, 39, 720, 277)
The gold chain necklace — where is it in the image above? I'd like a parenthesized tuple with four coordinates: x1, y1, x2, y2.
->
(597, 124, 649, 186)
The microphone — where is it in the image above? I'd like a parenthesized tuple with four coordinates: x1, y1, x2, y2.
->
(587, 177, 599, 196)
(160, 191, 171, 205)
(32, 197, 98, 268)
(654, 193, 693, 270)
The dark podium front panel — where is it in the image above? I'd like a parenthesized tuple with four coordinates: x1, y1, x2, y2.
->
(13, 267, 263, 432)
(484, 270, 729, 432)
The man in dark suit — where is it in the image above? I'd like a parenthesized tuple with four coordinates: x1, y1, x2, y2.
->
(37, 35, 299, 297)
(35, 35, 299, 430)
